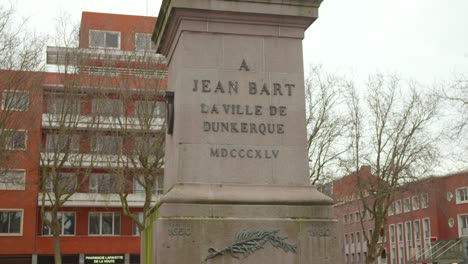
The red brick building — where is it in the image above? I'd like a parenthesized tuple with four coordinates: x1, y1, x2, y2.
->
(333, 167, 468, 264)
(0, 12, 166, 264)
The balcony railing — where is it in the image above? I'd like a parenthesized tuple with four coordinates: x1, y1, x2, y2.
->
(42, 113, 164, 131)
(38, 192, 161, 207)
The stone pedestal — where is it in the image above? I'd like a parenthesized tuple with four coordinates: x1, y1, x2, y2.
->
(148, 0, 339, 263)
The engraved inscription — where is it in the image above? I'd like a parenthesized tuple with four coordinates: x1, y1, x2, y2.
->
(168, 227, 191, 237)
(307, 226, 336, 237)
(192, 78, 297, 160)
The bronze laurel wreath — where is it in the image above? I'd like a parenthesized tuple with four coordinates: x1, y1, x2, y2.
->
(205, 229, 297, 261)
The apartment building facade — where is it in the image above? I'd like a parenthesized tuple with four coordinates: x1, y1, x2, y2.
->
(333, 168, 468, 264)
(0, 12, 166, 264)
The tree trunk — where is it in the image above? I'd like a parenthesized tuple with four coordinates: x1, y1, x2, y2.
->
(53, 232, 62, 264)
(52, 213, 62, 264)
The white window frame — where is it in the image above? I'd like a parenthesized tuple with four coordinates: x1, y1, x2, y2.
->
(0, 169, 25, 190)
(2, 129, 27, 150)
(421, 193, 429, 208)
(91, 135, 122, 155)
(2, 90, 29, 111)
(132, 212, 144, 236)
(456, 187, 468, 204)
(458, 214, 468, 237)
(44, 172, 78, 194)
(134, 33, 156, 51)
(89, 30, 121, 49)
(88, 212, 120, 236)
(413, 219, 421, 241)
(89, 173, 118, 194)
(42, 211, 76, 236)
(422, 218, 431, 239)
(403, 198, 411, 213)
(412, 195, 420, 210)
(47, 96, 80, 115)
(389, 224, 396, 244)
(91, 98, 123, 117)
(134, 100, 165, 118)
(0, 209, 23, 236)
(388, 202, 394, 216)
(133, 175, 163, 195)
(395, 200, 402, 214)
(405, 221, 413, 260)
(46, 134, 80, 153)
(397, 223, 403, 243)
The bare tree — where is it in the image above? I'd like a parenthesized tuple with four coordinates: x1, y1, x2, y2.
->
(440, 74, 468, 166)
(38, 13, 101, 264)
(104, 50, 166, 235)
(305, 65, 351, 186)
(345, 74, 440, 264)
(0, 2, 44, 174)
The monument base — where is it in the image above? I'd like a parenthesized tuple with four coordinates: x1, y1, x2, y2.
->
(151, 184, 339, 264)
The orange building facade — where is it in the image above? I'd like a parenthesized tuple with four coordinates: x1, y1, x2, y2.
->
(0, 12, 166, 264)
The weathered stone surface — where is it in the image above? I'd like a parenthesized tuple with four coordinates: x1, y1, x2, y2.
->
(148, 0, 338, 263)
(154, 216, 338, 264)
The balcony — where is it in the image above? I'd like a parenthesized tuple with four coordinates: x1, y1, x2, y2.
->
(40, 152, 163, 169)
(47, 46, 166, 66)
(42, 113, 164, 131)
(38, 192, 160, 207)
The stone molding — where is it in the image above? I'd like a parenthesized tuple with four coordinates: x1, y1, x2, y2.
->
(159, 183, 334, 206)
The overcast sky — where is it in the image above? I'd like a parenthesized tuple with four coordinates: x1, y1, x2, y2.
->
(13, 0, 468, 84)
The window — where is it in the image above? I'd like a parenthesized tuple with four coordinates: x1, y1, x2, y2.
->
(88, 212, 120, 235)
(135, 101, 165, 118)
(406, 221, 412, 242)
(399, 246, 404, 264)
(2, 130, 27, 150)
(345, 234, 349, 245)
(421, 193, 429, 208)
(404, 198, 411, 213)
(132, 212, 144, 236)
(412, 196, 420, 210)
(134, 136, 163, 157)
(92, 136, 122, 155)
(389, 225, 395, 243)
(135, 33, 156, 51)
(456, 188, 468, 204)
(47, 97, 80, 115)
(355, 212, 360, 221)
(391, 247, 396, 264)
(133, 175, 163, 195)
(344, 215, 348, 224)
(422, 218, 430, 238)
(42, 212, 75, 235)
(395, 200, 402, 214)
(2, 91, 29, 111)
(351, 233, 354, 244)
(356, 231, 360, 243)
(45, 173, 77, 193)
(397, 223, 403, 242)
(0, 210, 22, 235)
(414, 220, 421, 240)
(92, 98, 123, 116)
(350, 213, 354, 223)
(388, 202, 394, 216)
(0, 170, 25, 190)
(46, 134, 80, 153)
(459, 215, 468, 236)
(89, 30, 120, 49)
(89, 174, 118, 193)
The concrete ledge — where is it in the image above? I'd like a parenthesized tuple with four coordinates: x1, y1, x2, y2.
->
(160, 183, 334, 205)
(158, 203, 335, 219)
